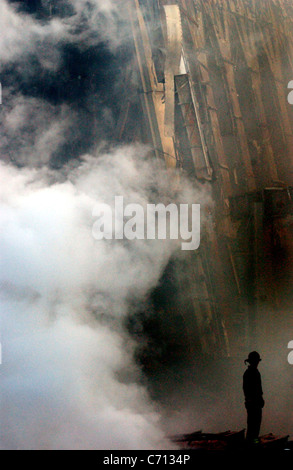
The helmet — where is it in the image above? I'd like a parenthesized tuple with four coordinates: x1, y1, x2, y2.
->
(245, 351, 261, 365)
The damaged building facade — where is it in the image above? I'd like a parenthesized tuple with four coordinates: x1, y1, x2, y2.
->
(117, 0, 293, 363)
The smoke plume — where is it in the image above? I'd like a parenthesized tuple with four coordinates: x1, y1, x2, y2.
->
(0, 139, 209, 449)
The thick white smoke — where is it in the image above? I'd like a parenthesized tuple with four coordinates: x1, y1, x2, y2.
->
(0, 0, 179, 449)
(0, 0, 217, 449)
(0, 147, 208, 449)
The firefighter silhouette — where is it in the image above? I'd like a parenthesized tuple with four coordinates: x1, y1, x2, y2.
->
(243, 351, 265, 444)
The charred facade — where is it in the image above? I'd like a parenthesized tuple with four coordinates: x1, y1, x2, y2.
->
(118, 0, 293, 361)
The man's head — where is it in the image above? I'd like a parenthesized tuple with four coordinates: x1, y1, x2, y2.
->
(245, 351, 261, 367)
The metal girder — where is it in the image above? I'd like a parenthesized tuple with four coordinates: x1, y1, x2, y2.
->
(163, 4, 183, 137)
(129, 0, 177, 168)
(175, 74, 213, 180)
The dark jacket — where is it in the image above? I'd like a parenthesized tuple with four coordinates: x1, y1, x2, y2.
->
(243, 366, 264, 408)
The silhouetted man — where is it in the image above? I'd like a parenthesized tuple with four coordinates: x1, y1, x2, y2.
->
(243, 351, 264, 444)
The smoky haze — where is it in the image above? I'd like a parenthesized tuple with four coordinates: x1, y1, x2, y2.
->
(0, 150, 204, 449)
(0, 0, 214, 449)
(1, 0, 293, 450)
(0, 0, 178, 449)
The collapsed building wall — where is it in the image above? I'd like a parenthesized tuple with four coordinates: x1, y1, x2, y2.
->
(118, 0, 293, 360)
